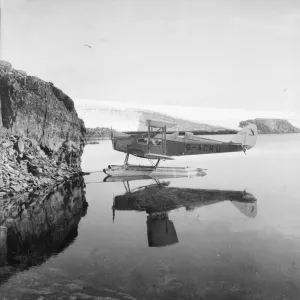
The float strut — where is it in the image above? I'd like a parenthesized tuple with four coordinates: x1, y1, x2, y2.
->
(155, 159, 161, 168)
(124, 153, 129, 166)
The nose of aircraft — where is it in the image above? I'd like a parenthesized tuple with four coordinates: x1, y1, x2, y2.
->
(113, 137, 132, 153)
(242, 192, 257, 202)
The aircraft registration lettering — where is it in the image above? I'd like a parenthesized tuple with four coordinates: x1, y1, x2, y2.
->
(186, 144, 199, 151)
(186, 143, 220, 153)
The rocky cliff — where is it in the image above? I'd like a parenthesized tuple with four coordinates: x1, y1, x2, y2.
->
(0, 60, 86, 197)
(0, 60, 86, 164)
(239, 118, 300, 134)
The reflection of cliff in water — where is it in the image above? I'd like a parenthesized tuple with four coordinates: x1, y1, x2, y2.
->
(0, 176, 88, 283)
(113, 180, 258, 247)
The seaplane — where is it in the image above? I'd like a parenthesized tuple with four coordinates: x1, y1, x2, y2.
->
(104, 119, 258, 177)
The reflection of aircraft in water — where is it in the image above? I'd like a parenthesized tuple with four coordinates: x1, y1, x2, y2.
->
(147, 213, 178, 247)
(0, 177, 88, 285)
(111, 175, 257, 247)
(104, 167, 207, 192)
(104, 120, 258, 176)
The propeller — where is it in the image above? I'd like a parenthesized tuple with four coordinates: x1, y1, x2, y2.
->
(110, 126, 113, 139)
(110, 127, 115, 149)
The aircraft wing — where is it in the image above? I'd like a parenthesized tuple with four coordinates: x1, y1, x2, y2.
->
(144, 153, 174, 160)
(145, 119, 177, 129)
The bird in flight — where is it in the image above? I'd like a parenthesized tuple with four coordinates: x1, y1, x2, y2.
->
(84, 44, 92, 48)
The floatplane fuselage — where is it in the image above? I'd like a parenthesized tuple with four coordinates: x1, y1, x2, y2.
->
(104, 119, 258, 177)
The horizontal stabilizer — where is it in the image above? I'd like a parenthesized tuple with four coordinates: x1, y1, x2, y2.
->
(144, 153, 174, 160)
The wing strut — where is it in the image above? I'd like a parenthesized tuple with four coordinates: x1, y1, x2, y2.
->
(155, 159, 161, 167)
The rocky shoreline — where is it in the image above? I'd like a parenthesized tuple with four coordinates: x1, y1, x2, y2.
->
(0, 131, 83, 198)
(0, 60, 86, 198)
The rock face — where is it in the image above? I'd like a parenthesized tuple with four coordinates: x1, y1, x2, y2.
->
(239, 118, 300, 134)
(0, 60, 86, 167)
(0, 61, 86, 197)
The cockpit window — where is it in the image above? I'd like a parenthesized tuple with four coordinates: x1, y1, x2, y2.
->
(137, 138, 162, 146)
(137, 138, 148, 145)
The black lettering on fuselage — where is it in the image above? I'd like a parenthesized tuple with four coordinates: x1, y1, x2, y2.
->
(186, 143, 222, 153)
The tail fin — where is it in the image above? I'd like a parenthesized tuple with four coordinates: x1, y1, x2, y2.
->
(231, 124, 258, 150)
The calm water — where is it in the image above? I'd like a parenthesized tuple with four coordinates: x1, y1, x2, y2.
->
(1, 134, 300, 300)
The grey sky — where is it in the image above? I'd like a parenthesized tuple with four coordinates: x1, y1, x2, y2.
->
(3, 0, 300, 112)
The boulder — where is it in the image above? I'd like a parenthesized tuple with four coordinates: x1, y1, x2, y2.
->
(16, 137, 25, 154)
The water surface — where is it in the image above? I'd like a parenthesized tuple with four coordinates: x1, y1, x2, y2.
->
(1, 134, 300, 300)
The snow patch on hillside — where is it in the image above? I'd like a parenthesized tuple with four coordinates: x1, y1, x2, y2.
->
(74, 99, 300, 130)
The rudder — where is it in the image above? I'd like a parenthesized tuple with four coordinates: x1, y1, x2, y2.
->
(230, 124, 258, 150)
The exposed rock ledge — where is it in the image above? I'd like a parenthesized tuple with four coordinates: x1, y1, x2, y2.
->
(239, 118, 300, 134)
(0, 60, 86, 198)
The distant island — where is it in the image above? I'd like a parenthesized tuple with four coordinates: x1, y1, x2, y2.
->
(85, 127, 127, 143)
(239, 118, 300, 134)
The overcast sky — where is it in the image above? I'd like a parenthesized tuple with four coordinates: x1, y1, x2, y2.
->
(3, 0, 300, 113)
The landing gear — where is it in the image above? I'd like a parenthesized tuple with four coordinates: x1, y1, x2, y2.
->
(123, 153, 160, 169)
(155, 159, 161, 168)
(104, 154, 164, 177)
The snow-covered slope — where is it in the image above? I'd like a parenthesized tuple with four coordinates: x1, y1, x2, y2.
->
(76, 107, 225, 131)
(74, 99, 300, 131)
